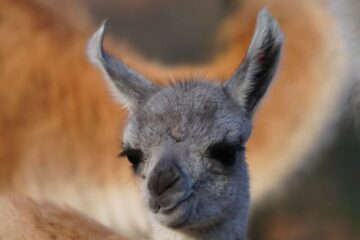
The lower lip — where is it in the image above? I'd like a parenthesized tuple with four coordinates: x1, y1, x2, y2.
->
(159, 195, 195, 228)
(161, 191, 194, 213)
(170, 204, 193, 228)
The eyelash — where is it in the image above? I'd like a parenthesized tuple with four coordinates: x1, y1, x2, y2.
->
(119, 140, 244, 170)
(119, 148, 144, 172)
(207, 141, 245, 166)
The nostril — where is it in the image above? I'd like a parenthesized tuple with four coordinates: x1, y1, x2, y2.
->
(159, 174, 180, 195)
(148, 167, 181, 197)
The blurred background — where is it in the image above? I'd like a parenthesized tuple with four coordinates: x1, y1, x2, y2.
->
(249, 115, 360, 240)
(1, 0, 359, 239)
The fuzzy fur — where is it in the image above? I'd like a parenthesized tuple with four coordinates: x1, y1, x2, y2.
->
(0, 0, 351, 239)
(87, 9, 283, 240)
(0, 196, 126, 240)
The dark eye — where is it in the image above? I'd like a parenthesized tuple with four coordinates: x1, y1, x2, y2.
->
(119, 148, 144, 171)
(207, 141, 244, 166)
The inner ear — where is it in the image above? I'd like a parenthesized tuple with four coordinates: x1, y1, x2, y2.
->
(224, 9, 283, 115)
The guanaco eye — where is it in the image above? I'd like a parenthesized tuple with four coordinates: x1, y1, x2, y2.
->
(119, 148, 144, 171)
(207, 141, 244, 166)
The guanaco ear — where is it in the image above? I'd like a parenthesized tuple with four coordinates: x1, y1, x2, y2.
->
(87, 21, 159, 111)
(224, 9, 283, 115)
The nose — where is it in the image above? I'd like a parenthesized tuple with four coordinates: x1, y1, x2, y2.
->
(147, 156, 190, 211)
(148, 164, 181, 197)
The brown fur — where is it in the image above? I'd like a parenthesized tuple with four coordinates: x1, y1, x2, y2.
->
(0, 196, 126, 240)
(0, 0, 350, 238)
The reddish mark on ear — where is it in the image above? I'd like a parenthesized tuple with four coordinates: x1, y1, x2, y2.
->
(256, 53, 266, 62)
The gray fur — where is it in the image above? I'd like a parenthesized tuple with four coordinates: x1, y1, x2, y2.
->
(88, 9, 283, 240)
(225, 9, 283, 115)
(87, 21, 159, 111)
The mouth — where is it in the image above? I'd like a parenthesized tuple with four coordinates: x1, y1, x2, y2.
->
(155, 192, 195, 228)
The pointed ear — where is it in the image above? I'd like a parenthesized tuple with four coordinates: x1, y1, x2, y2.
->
(87, 21, 159, 111)
(224, 9, 283, 115)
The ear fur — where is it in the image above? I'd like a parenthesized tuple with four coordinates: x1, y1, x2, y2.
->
(87, 21, 159, 111)
(224, 9, 283, 115)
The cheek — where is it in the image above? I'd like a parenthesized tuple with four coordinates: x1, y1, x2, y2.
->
(196, 175, 237, 203)
(196, 162, 248, 206)
(191, 178, 239, 225)
(234, 162, 250, 208)
(238, 159, 249, 187)
(140, 180, 154, 208)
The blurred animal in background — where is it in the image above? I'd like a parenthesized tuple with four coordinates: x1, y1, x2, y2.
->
(0, 0, 355, 239)
(0, 196, 127, 240)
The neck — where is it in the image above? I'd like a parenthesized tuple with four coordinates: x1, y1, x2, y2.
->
(150, 210, 248, 240)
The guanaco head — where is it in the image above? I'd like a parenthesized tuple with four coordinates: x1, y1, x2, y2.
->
(87, 9, 283, 235)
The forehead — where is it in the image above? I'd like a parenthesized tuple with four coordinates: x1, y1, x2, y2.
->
(127, 81, 250, 147)
(148, 81, 227, 121)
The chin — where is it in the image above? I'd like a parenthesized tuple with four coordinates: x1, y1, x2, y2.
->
(154, 196, 196, 229)
(153, 197, 229, 231)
